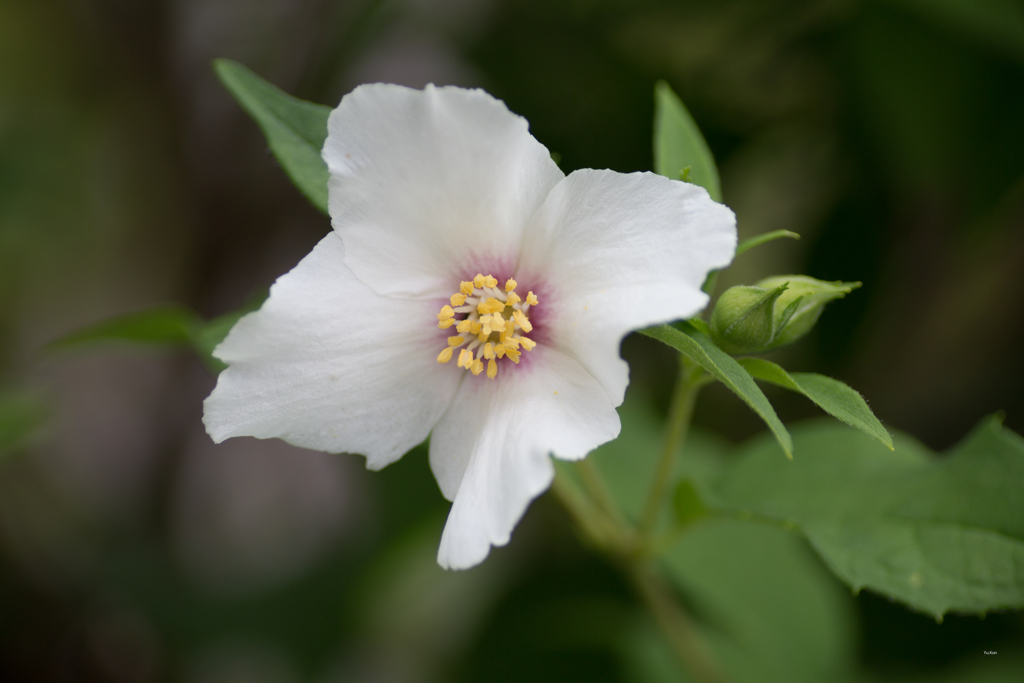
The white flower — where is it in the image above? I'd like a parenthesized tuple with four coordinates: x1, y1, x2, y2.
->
(203, 84, 736, 569)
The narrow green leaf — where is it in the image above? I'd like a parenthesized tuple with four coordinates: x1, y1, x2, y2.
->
(735, 230, 800, 257)
(213, 59, 332, 213)
(191, 290, 268, 374)
(641, 323, 793, 458)
(653, 81, 721, 202)
(0, 389, 48, 461)
(739, 357, 893, 449)
(711, 418, 1024, 618)
(49, 305, 200, 351)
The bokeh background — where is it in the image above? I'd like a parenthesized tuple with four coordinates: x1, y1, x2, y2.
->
(2, 0, 1023, 681)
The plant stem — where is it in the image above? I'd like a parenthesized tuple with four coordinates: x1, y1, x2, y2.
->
(639, 359, 703, 536)
(629, 562, 727, 683)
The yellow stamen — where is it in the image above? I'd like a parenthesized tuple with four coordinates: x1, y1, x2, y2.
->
(450, 293, 467, 306)
(458, 348, 473, 368)
(503, 336, 520, 350)
(505, 291, 521, 306)
(470, 359, 484, 376)
(473, 274, 486, 288)
(483, 275, 498, 288)
(526, 292, 539, 306)
(437, 347, 453, 363)
(438, 318, 455, 329)
(460, 281, 475, 295)
(513, 309, 533, 332)
(487, 359, 497, 379)
(448, 335, 467, 347)
(476, 297, 504, 315)
(519, 336, 536, 351)
(495, 344, 506, 359)
(505, 347, 521, 363)
(505, 278, 517, 292)
(456, 320, 472, 333)
(483, 343, 495, 360)
(470, 321, 482, 335)
(437, 305, 455, 320)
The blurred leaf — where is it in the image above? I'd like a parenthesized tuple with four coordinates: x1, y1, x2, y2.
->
(651, 520, 856, 683)
(734, 230, 800, 257)
(49, 305, 200, 350)
(191, 290, 268, 373)
(653, 82, 721, 201)
(588, 389, 729, 528)
(711, 418, 1024, 618)
(739, 358, 893, 449)
(0, 388, 48, 461)
(641, 323, 793, 459)
(213, 59, 331, 213)
(671, 480, 708, 527)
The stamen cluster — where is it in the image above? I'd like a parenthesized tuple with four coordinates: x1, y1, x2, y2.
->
(436, 274, 538, 379)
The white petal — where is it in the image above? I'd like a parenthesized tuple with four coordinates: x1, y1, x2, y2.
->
(204, 232, 462, 470)
(430, 345, 620, 569)
(323, 84, 564, 299)
(516, 170, 736, 405)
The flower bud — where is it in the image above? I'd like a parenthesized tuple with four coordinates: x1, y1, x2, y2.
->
(709, 275, 860, 355)
(755, 275, 860, 349)
(708, 283, 790, 355)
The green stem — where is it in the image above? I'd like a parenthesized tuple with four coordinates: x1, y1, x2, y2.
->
(629, 563, 728, 683)
(639, 359, 704, 536)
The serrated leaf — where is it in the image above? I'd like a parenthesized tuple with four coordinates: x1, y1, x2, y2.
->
(49, 305, 200, 350)
(641, 323, 793, 458)
(710, 419, 1024, 618)
(653, 81, 720, 202)
(214, 59, 332, 213)
(739, 357, 892, 449)
(0, 389, 48, 461)
(655, 520, 856, 683)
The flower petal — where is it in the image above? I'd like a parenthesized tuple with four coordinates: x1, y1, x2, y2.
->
(204, 232, 462, 470)
(430, 345, 620, 569)
(517, 170, 736, 405)
(323, 84, 565, 300)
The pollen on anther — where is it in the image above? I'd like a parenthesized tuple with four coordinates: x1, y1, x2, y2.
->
(438, 318, 455, 329)
(505, 278, 517, 292)
(483, 343, 495, 360)
(448, 335, 467, 347)
(513, 310, 533, 332)
(437, 305, 455, 320)
(473, 274, 486, 288)
(470, 359, 484, 376)
(487, 359, 497, 379)
(483, 275, 498, 288)
(525, 292, 539, 306)
(450, 293, 467, 306)
(437, 347, 453, 363)
(520, 336, 536, 350)
(457, 348, 473, 368)
(460, 281, 474, 295)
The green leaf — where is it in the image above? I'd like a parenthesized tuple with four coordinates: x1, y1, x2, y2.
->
(734, 230, 800, 257)
(213, 59, 332, 213)
(191, 290, 268, 373)
(0, 389, 48, 461)
(739, 358, 893, 449)
(656, 520, 856, 683)
(672, 480, 709, 527)
(49, 305, 200, 350)
(711, 418, 1024, 618)
(641, 323, 793, 458)
(653, 81, 721, 202)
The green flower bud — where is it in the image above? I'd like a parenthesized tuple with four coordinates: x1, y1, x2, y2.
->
(708, 283, 790, 355)
(709, 275, 860, 355)
(755, 275, 860, 349)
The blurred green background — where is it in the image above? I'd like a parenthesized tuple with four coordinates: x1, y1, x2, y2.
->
(2, 0, 1023, 681)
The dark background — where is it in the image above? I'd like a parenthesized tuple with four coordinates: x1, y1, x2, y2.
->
(2, 0, 1023, 681)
